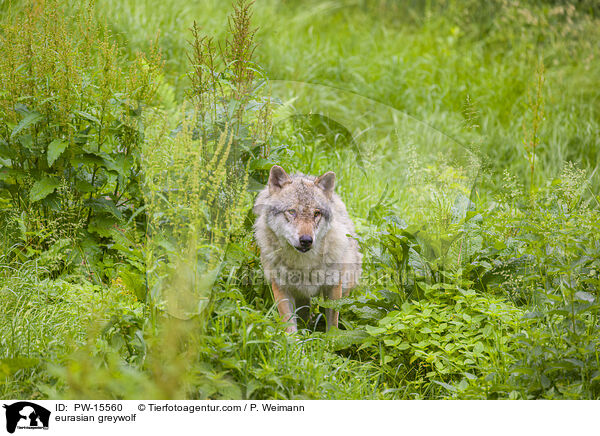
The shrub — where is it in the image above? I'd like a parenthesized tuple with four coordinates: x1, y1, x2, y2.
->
(460, 164, 600, 398)
(0, 0, 161, 275)
(327, 162, 600, 398)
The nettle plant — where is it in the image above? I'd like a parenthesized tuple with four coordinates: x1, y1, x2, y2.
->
(141, 0, 273, 317)
(0, 1, 160, 271)
(187, 0, 275, 178)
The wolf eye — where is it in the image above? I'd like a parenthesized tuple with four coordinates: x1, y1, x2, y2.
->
(314, 210, 321, 218)
(287, 209, 297, 217)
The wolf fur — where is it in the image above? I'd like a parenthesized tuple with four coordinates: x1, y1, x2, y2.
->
(253, 165, 362, 332)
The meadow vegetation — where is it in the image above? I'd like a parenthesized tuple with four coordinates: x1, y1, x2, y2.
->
(1, 0, 599, 399)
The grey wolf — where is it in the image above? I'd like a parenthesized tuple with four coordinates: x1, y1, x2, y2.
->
(253, 165, 362, 333)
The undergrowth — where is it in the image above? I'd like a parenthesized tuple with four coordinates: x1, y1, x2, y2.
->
(1, 0, 599, 400)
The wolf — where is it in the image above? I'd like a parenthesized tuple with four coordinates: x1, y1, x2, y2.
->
(253, 165, 362, 333)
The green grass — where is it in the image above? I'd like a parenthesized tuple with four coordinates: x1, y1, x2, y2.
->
(0, 262, 391, 399)
(96, 0, 600, 186)
(0, 259, 145, 398)
(1, 0, 600, 400)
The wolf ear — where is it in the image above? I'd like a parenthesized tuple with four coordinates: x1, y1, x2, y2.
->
(268, 165, 291, 193)
(315, 171, 336, 196)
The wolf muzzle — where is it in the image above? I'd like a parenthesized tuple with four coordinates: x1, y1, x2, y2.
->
(296, 234, 313, 252)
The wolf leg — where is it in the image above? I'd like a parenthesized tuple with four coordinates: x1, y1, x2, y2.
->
(271, 281, 297, 333)
(325, 282, 343, 331)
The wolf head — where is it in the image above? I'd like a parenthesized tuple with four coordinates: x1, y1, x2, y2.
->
(259, 165, 336, 253)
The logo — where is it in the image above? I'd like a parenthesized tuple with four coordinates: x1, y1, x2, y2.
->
(2, 402, 50, 434)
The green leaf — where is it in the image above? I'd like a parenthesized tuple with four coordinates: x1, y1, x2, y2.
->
(71, 153, 104, 167)
(510, 367, 534, 376)
(103, 154, 131, 178)
(118, 266, 147, 301)
(0, 140, 16, 160)
(74, 110, 100, 124)
(540, 374, 551, 389)
(564, 358, 584, 368)
(457, 379, 469, 391)
(11, 112, 43, 139)
(575, 291, 595, 303)
(349, 305, 385, 321)
(75, 179, 95, 193)
(365, 325, 386, 336)
(249, 158, 275, 171)
(482, 324, 493, 337)
(86, 198, 122, 219)
(432, 380, 456, 392)
(473, 342, 485, 355)
(0, 168, 27, 184)
(29, 177, 60, 202)
(47, 139, 68, 167)
(88, 214, 118, 237)
(18, 134, 34, 151)
(326, 328, 369, 351)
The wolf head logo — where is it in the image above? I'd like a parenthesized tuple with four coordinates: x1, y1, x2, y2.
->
(3, 402, 51, 434)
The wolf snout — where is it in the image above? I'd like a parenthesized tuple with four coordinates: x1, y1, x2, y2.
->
(297, 235, 313, 252)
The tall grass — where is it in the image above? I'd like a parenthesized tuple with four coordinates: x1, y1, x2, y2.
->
(1, 0, 599, 400)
